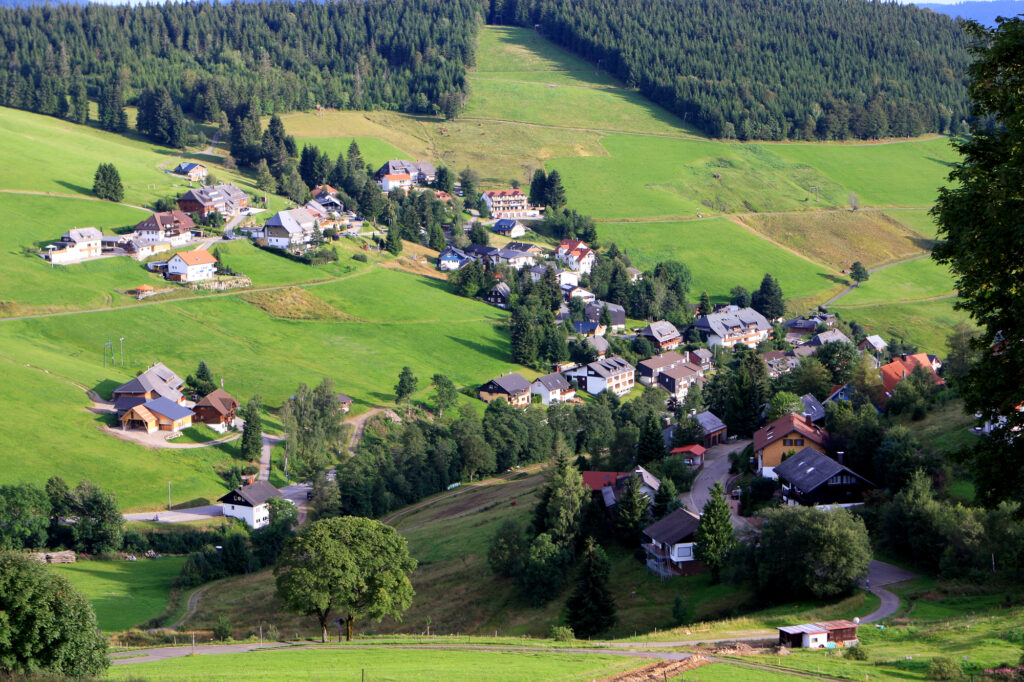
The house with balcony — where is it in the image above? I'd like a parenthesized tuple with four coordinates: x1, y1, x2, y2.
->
(555, 239, 596, 274)
(564, 356, 635, 396)
(642, 508, 704, 578)
(482, 189, 539, 219)
(753, 413, 829, 479)
(636, 320, 682, 351)
(479, 372, 532, 407)
(693, 307, 772, 348)
(531, 372, 576, 405)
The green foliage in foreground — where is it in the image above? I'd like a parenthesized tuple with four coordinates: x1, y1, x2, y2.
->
(107, 646, 649, 681)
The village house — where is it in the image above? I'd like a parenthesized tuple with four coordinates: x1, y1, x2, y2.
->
(505, 242, 543, 257)
(375, 160, 436, 185)
(761, 350, 800, 378)
(657, 362, 703, 400)
(775, 448, 874, 507)
(173, 161, 208, 182)
(119, 396, 194, 433)
(636, 320, 683, 351)
(695, 410, 728, 447)
(584, 467, 661, 510)
(805, 329, 853, 347)
(693, 307, 771, 348)
(585, 301, 626, 331)
(671, 444, 706, 468)
(337, 393, 353, 413)
(783, 311, 837, 337)
(167, 249, 217, 283)
(44, 227, 103, 264)
(493, 248, 535, 270)
(380, 173, 414, 192)
(824, 384, 857, 405)
(218, 481, 283, 529)
(587, 335, 610, 359)
(626, 266, 643, 282)
(485, 282, 511, 308)
(778, 621, 859, 649)
(800, 393, 826, 423)
(492, 218, 526, 238)
(462, 243, 499, 264)
(683, 348, 715, 373)
(264, 208, 317, 249)
(562, 284, 596, 303)
(753, 412, 829, 479)
(572, 319, 604, 336)
(642, 508, 704, 578)
(311, 185, 344, 211)
(557, 271, 580, 288)
(531, 372, 576, 406)
(437, 246, 471, 271)
(134, 211, 196, 247)
(858, 335, 888, 353)
(555, 239, 596, 274)
(111, 363, 185, 414)
(193, 388, 239, 431)
(482, 189, 539, 219)
(177, 183, 248, 217)
(879, 353, 946, 404)
(637, 352, 688, 385)
(565, 355, 635, 396)
(478, 372, 532, 407)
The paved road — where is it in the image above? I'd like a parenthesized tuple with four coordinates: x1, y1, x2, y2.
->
(258, 433, 282, 481)
(862, 560, 919, 623)
(686, 439, 753, 531)
(123, 505, 222, 524)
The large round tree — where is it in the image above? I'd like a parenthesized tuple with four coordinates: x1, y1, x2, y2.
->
(0, 553, 108, 677)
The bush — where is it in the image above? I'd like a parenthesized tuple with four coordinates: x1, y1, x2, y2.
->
(550, 625, 575, 642)
(844, 644, 868, 660)
(352, 253, 368, 262)
(213, 615, 232, 641)
(671, 595, 687, 626)
(266, 624, 280, 642)
(928, 656, 962, 680)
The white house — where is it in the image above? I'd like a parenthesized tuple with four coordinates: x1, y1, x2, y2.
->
(492, 218, 526, 238)
(556, 270, 579, 288)
(264, 208, 317, 249)
(217, 482, 283, 529)
(556, 239, 596, 275)
(167, 249, 217, 282)
(380, 173, 414, 192)
(693, 307, 772, 348)
(564, 355, 635, 396)
(531, 372, 576, 406)
(482, 189, 540, 219)
(562, 284, 596, 303)
(45, 227, 103, 264)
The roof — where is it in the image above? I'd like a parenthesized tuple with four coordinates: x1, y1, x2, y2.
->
(122, 404, 157, 425)
(808, 329, 852, 346)
(384, 173, 412, 181)
(265, 208, 316, 235)
(587, 336, 610, 353)
(179, 183, 247, 208)
(218, 481, 282, 507)
(572, 320, 600, 334)
(439, 246, 469, 261)
(463, 244, 498, 258)
(64, 227, 102, 242)
(505, 242, 539, 253)
(775, 448, 873, 493)
(660, 363, 701, 382)
(638, 320, 681, 343)
(113, 364, 184, 402)
(880, 353, 946, 396)
(171, 249, 217, 266)
(585, 301, 626, 326)
(694, 307, 771, 339)
(633, 466, 661, 492)
(484, 373, 531, 395)
(688, 348, 714, 362)
(337, 393, 353, 404)
(695, 410, 727, 434)
(861, 334, 888, 351)
(195, 388, 237, 416)
(671, 444, 707, 456)
(147, 363, 183, 388)
(779, 620, 858, 635)
(493, 219, 518, 229)
(753, 413, 829, 452)
(587, 356, 634, 378)
(379, 160, 436, 178)
(534, 372, 571, 392)
(582, 471, 630, 492)
(484, 189, 525, 198)
(135, 211, 196, 234)
(800, 393, 826, 422)
(142, 396, 194, 421)
(638, 352, 687, 372)
(643, 508, 701, 545)
(489, 282, 511, 298)
(174, 161, 205, 173)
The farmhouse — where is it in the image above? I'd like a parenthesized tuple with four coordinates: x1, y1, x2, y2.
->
(218, 481, 283, 529)
(193, 388, 238, 430)
(555, 239, 596, 274)
(805, 329, 852, 347)
(337, 393, 353, 413)
(119, 397, 194, 433)
(482, 189, 539, 219)
(167, 249, 217, 282)
(376, 160, 436, 184)
(778, 621, 859, 649)
(753, 413, 829, 479)
(636, 320, 682, 351)
(380, 173, 413, 192)
(134, 211, 196, 247)
(642, 508, 704, 577)
(479, 373, 532, 407)
(177, 183, 248, 217)
(172, 161, 208, 182)
(44, 227, 103, 264)
(485, 282, 511, 308)
(531, 372, 576, 405)
(112, 363, 185, 414)
(565, 356, 635, 396)
(693, 307, 771, 348)
(859, 335, 888, 353)
(492, 218, 526, 238)
(776, 448, 874, 506)
(264, 208, 317, 249)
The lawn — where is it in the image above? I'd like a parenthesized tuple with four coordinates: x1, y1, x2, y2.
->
(832, 297, 972, 354)
(887, 208, 942, 240)
(106, 647, 652, 681)
(596, 218, 843, 303)
(836, 256, 956, 306)
(473, 26, 620, 88)
(52, 557, 185, 631)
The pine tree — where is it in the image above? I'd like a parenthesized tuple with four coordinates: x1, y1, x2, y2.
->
(255, 159, 276, 192)
(510, 306, 540, 367)
(545, 170, 567, 209)
(751, 273, 785, 320)
(394, 366, 417, 416)
(564, 537, 617, 637)
(529, 168, 548, 206)
(651, 479, 680, 519)
(240, 396, 263, 461)
(385, 224, 402, 255)
(98, 78, 127, 132)
(543, 435, 590, 548)
(92, 163, 124, 202)
(614, 474, 650, 542)
(694, 482, 735, 583)
(699, 290, 712, 315)
(636, 414, 666, 465)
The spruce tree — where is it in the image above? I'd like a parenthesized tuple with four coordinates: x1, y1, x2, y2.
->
(92, 163, 124, 202)
(636, 413, 666, 465)
(394, 366, 417, 416)
(385, 224, 402, 255)
(564, 537, 617, 637)
(545, 170, 567, 209)
(529, 168, 548, 206)
(543, 435, 590, 548)
(255, 159, 276, 192)
(694, 482, 735, 583)
(651, 479, 679, 519)
(241, 396, 263, 462)
(614, 474, 650, 542)
(751, 273, 785, 319)
(699, 290, 712, 315)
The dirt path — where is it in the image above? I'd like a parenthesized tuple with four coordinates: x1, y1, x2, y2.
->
(201, 129, 221, 156)
(345, 407, 400, 455)
(823, 253, 935, 306)
(168, 584, 211, 630)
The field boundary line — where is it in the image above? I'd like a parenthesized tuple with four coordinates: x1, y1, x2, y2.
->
(0, 188, 153, 213)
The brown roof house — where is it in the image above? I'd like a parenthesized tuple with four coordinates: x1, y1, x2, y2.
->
(134, 211, 196, 247)
(194, 388, 238, 430)
(479, 373, 532, 407)
(753, 413, 829, 480)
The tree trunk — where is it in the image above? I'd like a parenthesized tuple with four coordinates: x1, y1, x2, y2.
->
(318, 612, 328, 643)
(346, 615, 354, 641)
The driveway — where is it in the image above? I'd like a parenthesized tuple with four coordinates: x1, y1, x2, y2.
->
(123, 505, 223, 524)
(685, 439, 753, 531)
(861, 560, 919, 623)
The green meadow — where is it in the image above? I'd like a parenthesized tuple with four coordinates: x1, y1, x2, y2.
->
(289, 135, 408, 170)
(473, 26, 620, 87)
(107, 647, 650, 681)
(838, 256, 956, 306)
(832, 297, 969, 353)
(53, 557, 185, 631)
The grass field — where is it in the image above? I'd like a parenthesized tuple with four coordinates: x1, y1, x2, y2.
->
(106, 647, 652, 681)
(832, 296, 969, 353)
(837, 256, 956, 306)
(53, 557, 185, 631)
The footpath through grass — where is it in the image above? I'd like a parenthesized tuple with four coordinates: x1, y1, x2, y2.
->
(53, 557, 185, 632)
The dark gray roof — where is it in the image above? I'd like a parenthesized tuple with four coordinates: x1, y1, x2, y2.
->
(505, 242, 539, 253)
(585, 301, 626, 327)
(774, 448, 873, 493)
(112, 365, 184, 403)
(218, 481, 282, 507)
(142, 397, 194, 421)
(533, 372, 570, 392)
(179, 183, 246, 208)
(463, 244, 498, 258)
(644, 508, 700, 545)
(800, 393, 826, 422)
(694, 307, 771, 338)
(573, 320, 600, 334)
(695, 410, 726, 434)
(807, 329, 852, 346)
(490, 282, 511, 297)
(485, 373, 531, 395)
(638, 320, 681, 342)
(586, 336, 610, 353)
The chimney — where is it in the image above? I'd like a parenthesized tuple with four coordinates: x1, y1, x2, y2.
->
(690, 409, 697, 416)
(837, 451, 845, 465)
(805, 413, 813, 426)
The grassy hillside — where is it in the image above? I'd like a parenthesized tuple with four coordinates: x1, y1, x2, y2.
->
(53, 557, 185, 631)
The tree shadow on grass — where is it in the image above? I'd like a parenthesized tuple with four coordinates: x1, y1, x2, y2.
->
(817, 272, 850, 286)
(93, 379, 123, 401)
(55, 180, 93, 196)
(904, 236, 936, 251)
(447, 335, 510, 363)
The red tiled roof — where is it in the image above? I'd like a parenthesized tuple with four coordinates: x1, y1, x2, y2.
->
(879, 353, 945, 397)
(581, 471, 630, 492)
(753, 413, 828, 453)
(384, 173, 411, 181)
(484, 189, 525, 198)
(670, 445, 707, 456)
(173, 249, 217, 266)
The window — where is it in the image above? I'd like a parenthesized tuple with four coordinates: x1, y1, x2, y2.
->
(794, 439, 804, 446)
(783, 439, 793, 446)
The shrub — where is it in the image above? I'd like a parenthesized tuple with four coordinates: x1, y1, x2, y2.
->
(550, 625, 574, 642)
(266, 624, 280, 642)
(671, 595, 687, 626)
(352, 253, 368, 262)
(928, 656, 962, 680)
(844, 644, 868, 660)
(213, 616, 232, 641)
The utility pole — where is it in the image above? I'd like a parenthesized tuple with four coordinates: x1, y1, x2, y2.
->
(103, 339, 113, 368)
(168, 481, 171, 510)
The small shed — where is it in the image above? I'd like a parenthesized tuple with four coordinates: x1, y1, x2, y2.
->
(778, 620, 859, 648)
